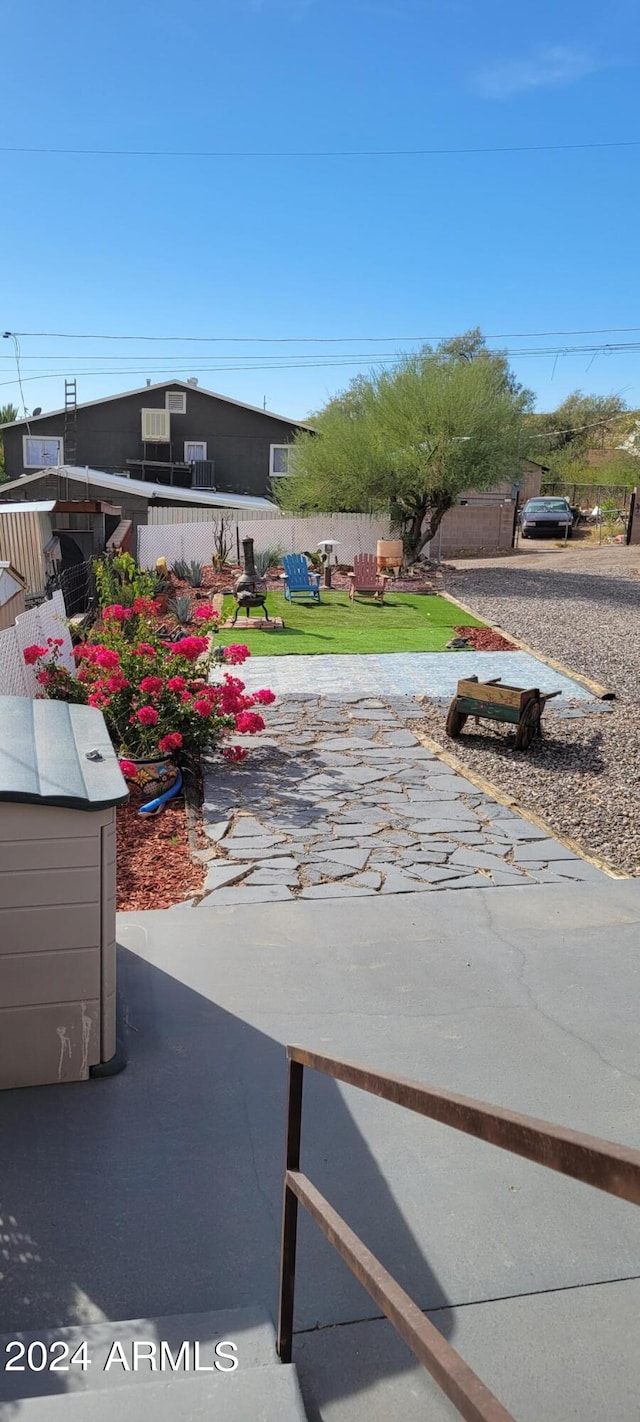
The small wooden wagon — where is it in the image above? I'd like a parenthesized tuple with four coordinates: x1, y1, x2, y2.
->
(445, 676, 561, 751)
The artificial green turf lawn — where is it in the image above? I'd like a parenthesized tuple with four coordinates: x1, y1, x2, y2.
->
(216, 590, 485, 656)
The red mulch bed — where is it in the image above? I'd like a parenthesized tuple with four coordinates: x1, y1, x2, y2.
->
(454, 624, 517, 651)
(169, 566, 441, 598)
(116, 798, 205, 911)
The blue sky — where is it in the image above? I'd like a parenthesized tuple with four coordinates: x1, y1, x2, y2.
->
(1, 0, 638, 421)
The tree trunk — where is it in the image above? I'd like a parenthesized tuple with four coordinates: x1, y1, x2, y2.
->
(401, 497, 453, 563)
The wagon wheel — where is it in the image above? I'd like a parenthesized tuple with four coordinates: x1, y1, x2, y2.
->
(445, 697, 468, 739)
(514, 699, 541, 751)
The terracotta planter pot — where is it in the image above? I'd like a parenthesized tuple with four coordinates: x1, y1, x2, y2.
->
(377, 539, 404, 575)
(123, 754, 180, 804)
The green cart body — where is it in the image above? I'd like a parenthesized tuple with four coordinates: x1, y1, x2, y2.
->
(445, 676, 561, 751)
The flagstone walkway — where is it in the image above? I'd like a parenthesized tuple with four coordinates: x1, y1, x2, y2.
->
(193, 695, 604, 907)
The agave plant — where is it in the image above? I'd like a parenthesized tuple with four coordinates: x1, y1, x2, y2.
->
(185, 560, 204, 588)
(169, 594, 193, 625)
(171, 559, 189, 580)
(254, 545, 286, 577)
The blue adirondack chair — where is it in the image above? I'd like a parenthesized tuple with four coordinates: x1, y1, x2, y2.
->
(282, 554, 321, 603)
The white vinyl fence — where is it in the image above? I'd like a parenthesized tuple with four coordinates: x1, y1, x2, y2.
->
(0, 591, 74, 698)
(138, 512, 393, 570)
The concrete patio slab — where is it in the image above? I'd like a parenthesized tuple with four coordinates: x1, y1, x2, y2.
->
(295, 1278, 640, 1422)
(233, 651, 595, 700)
(2, 881, 640, 1420)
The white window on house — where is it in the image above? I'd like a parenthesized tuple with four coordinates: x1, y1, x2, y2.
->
(23, 436, 64, 468)
(270, 444, 294, 477)
(165, 390, 187, 414)
(184, 441, 207, 463)
(141, 408, 170, 442)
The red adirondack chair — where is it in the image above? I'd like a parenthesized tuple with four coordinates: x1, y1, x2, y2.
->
(348, 554, 388, 602)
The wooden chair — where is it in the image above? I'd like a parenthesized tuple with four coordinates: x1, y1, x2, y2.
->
(348, 554, 388, 602)
(282, 554, 321, 603)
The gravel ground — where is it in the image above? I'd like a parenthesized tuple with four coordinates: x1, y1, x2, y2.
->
(419, 552, 640, 876)
(444, 550, 640, 701)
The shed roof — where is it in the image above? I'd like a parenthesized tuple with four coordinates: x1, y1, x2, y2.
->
(0, 698, 129, 810)
(0, 469, 279, 513)
(0, 499, 57, 513)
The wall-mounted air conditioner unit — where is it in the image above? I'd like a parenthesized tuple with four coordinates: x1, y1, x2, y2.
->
(141, 409, 170, 442)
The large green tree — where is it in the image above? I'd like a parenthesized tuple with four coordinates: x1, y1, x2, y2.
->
(0, 403, 18, 483)
(526, 390, 629, 457)
(525, 390, 638, 486)
(277, 333, 531, 562)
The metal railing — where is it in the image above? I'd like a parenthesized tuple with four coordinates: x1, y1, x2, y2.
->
(276, 1046, 640, 1422)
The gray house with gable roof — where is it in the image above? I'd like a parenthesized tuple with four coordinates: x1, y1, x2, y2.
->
(0, 379, 312, 501)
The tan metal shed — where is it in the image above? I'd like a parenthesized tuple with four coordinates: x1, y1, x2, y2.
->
(0, 697, 129, 1090)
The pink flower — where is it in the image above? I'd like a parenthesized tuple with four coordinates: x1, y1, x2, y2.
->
(103, 604, 132, 622)
(139, 675, 163, 695)
(223, 644, 250, 665)
(36, 669, 52, 685)
(46, 636, 65, 647)
(119, 759, 138, 778)
(136, 705, 159, 726)
(167, 675, 186, 692)
(222, 746, 248, 763)
(252, 688, 276, 705)
(88, 691, 111, 709)
(222, 673, 245, 695)
(165, 636, 209, 662)
(94, 647, 120, 670)
(234, 710, 265, 735)
(77, 668, 92, 683)
(193, 603, 215, 621)
(193, 698, 213, 717)
(133, 642, 156, 657)
(23, 644, 47, 665)
(107, 674, 129, 692)
(179, 690, 192, 704)
(158, 732, 183, 753)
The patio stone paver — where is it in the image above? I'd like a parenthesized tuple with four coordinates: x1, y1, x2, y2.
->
(204, 862, 251, 891)
(193, 696, 606, 905)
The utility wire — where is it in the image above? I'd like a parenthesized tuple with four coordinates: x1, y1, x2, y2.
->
(4, 334, 30, 433)
(3, 343, 640, 380)
(4, 342, 640, 371)
(0, 139, 638, 160)
(7, 326, 640, 344)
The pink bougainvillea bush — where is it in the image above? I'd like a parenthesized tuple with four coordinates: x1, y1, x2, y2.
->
(23, 604, 275, 771)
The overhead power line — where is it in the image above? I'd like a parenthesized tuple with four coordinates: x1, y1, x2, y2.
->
(3, 341, 640, 368)
(6, 326, 640, 345)
(0, 139, 638, 160)
(3, 347, 640, 394)
(528, 410, 635, 440)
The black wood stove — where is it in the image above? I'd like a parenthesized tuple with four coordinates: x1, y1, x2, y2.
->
(232, 537, 271, 624)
